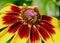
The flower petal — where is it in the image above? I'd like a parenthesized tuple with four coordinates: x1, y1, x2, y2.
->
(0, 3, 21, 13)
(0, 32, 14, 43)
(11, 24, 31, 43)
(30, 25, 41, 43)
(42, 15, 52, 21)
(49, 17, 60, 43)
(18, 24, 30, 39)
(6, 12, 20, 17)
(0, 26, 15, 43)
(36, 25, 54, 43)
(0, 26, 9, 37)
(50, 17, 59, 28)
(10, 33, 27, 43)
(8, 22, 21, 33)
(3, 15, 20, 24)
(0, 16, 8, 29)
(0, 3, 22, 25)
(11, 6, 21, 13)
(42, 15, 60, 43)
(40, 20, 55, 35)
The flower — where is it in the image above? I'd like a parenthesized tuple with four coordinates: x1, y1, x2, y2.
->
(0, 3, 60, 43)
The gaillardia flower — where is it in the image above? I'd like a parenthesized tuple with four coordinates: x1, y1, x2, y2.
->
(0, 4, 60, 43)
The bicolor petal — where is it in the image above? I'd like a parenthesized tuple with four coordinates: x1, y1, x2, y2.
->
(11, 24, 31, 43)
(49, 17, 60, 43)
(42, 15, 60, 43)
(30, 25, 41, 43)
(36, 25, 54, 43)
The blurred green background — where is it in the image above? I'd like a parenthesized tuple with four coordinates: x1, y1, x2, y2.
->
(0, 0, 60, 43)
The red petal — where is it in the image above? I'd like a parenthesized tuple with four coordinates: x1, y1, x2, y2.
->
(40, 20, 55, 35)
(11, 6, 21, 13)
(3, 15, 20, 24)
(6, 12, 19, 16)
(30, 25, 40, 42)
(3, 15, 18, 21)
(42, 15, 52, 21)
(37, 25, 50, 40)
(42, 20, 54, 28)
(18, 24, 30, 39)
(8, 22, 21, 33)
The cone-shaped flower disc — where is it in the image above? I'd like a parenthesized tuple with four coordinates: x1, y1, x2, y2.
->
(0, 3, 60, 43)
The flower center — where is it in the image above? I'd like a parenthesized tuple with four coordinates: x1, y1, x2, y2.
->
(21, 8, 41, 24)
(24, 9, 38, 18)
